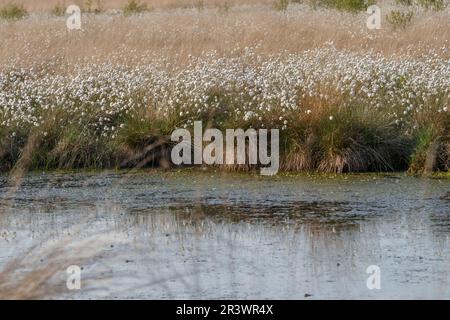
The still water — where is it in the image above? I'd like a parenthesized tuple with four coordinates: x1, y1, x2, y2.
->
(0, 170, 449, 299)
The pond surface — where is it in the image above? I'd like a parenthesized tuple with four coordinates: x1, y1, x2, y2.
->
(0, 170, 449, 299)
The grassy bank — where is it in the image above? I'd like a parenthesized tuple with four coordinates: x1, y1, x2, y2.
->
(0, 4, 449, 174)
(1, 47, 448, 174)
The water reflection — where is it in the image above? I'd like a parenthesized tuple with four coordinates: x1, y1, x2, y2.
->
(0, 171, 449, 299)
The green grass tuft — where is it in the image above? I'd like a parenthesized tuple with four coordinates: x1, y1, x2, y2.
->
(123, 0, 149, 16)
(0, 3, 27, 20)
(387, 10, 414, 29)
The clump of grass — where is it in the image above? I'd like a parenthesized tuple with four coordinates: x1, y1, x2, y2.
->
(115, 107, 179, 169)
(395, 0, 414, 5)
(0, 129, 25, 172)
(84, 0, 104, 14)
(408, 112, 450, 174)
(51, 3, 66, 16)
(273, 0, 290, 11)
(195, 0, 205, 11)
(281, 100, 412, 173)
(302, 0, 374, 12)
(217, 2, 230, 14)
(123, 0, 148, 16)
(408, 128, 437, 174)
(328, 0, 374, 12)
(417, 0, 447, 10)
(386, 10, 414, 29)
(0, 3, 27, 20)
(47, 127, 121, 170)
(395, 0, 447, 10)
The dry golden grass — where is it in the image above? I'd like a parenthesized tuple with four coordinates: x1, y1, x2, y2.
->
(0, 4, 448, 69)
(0, 233, 123, 299)
(0, 0, 273, 11)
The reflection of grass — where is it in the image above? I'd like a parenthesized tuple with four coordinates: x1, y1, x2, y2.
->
(172, 200, 357, 226)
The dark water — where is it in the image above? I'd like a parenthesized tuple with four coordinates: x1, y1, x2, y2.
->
(0, 170, 449, 299)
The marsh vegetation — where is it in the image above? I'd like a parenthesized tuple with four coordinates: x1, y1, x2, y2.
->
(0, 1, 449, 174)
